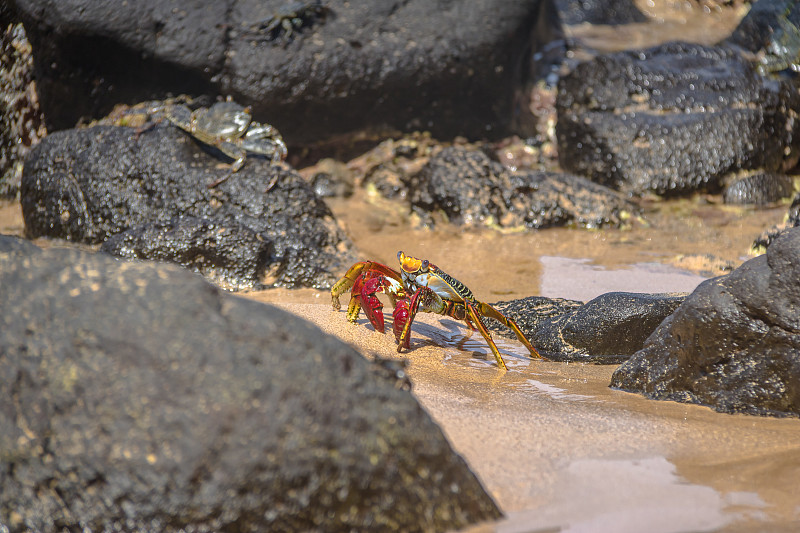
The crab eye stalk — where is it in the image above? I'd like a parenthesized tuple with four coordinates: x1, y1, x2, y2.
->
(421, 259, 429, 271)
(397, 251, 404, 262)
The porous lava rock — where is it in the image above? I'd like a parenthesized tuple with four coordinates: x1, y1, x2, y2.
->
(722, 0, 800, 74)
(490, 292, 685, 363)
(753, 191, 800, 251)
(723, 171, 794, 205)
(13, 0, 546, 143)
(407, 146, 636, 229)
(20, 123, 355, 289)
(0, 20, 45, 197)
(99, 216, 273, 291)
(0, 234, 502, 532)
(556, 42, 800, 195)
(611, 228, 800, 417)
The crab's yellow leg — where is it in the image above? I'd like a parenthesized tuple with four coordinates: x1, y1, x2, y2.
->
(476, 301, 542, 359)
(464, 301, 508, 370)
(331, 262, 367, 311)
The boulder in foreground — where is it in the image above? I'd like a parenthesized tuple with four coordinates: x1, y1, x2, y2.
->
(0, 235, 501, 532)
(611, 229, 800, 417)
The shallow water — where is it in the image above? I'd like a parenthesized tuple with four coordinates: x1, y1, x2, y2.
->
(267, 303, 800, 533)
(321, 190, 787, 303)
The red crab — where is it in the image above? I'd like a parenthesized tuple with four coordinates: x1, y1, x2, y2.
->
(330, 251, 541, 370)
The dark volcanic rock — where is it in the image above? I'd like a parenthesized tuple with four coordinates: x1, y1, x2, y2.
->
(752, 191, 800, 251)
(556, 42, 800, 195)
(723, 0, 800, 74)
(15, 0, 545, 143)
(723, 171, 794, 205)
(0, 21, 46, 198)
(100, 216, 273, 291)
(0, 234, 501, 532)
(490, 293, 685, 363)
(20, 123, 356, 289)
(611, 228, 800, 417)
(408, 146, 636, 229)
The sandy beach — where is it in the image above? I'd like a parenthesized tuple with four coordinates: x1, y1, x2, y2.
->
(249, 271, 800, 532)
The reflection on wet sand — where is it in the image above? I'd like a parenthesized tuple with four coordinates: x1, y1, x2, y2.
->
(259, 302, 800, 533)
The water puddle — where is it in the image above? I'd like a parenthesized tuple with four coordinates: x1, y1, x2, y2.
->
(539, 256, 706, 302)
(497, 457, 765, 533)
(518, 379, 595, 403)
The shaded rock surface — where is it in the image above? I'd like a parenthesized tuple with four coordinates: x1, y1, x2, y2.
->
(0, 234, 502, 532)
(752, 191, 800, 251)
(20, 123, 356, 289)
(723, 171, 795, 205)
(0, 21, 46, 198)
(722, 0, 800, 75)
(99, 216, 273, 291)
(407, 146, 636, 229)
(489, 292, 685, 363)
(556, 42, 800, 195)
(611, 228, 800, 417)
(14, 0, 545, 143)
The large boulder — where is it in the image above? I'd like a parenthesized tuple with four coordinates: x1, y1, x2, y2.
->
(556, 42, 800, 196)
(20, 123, 356, 289)
(13, 0, 546, 143)
(611, 228, 800, 417)
(0, 234, 502, 532)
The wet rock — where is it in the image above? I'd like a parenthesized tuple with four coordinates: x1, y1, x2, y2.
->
(0, 21, 46, 198)
(99, 216, 274, 291)
(752, 191, 800, 252)
(20, 123, 356, 289)
(611, 228, 800, 417)
(0, 234, 502, 532)
(408, 146, 636, 229)
(490, 292, 685, 363)
(16, 0, 546, 143)
(310, 171, 353, 199)
(723, 0, 800, 75)
(723, 171, 795, 205)
(351, 134, 437, 202)
(556, 42, 800, 195)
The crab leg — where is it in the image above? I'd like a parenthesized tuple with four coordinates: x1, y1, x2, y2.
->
(331, 261, 405, 328)
(396, 286, 445, 353)
(475, 302, 542, 359)
(464, 301, 509, 370)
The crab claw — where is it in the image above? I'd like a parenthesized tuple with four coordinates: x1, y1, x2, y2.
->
(393, 299, 410, 349)
(360, 276, 386, 333)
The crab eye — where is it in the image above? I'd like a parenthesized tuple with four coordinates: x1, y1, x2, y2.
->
(397, 251, 404, 262)
(421, 259, 429, 271)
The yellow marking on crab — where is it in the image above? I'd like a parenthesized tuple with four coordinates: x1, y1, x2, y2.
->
(398, 251, 425, 273)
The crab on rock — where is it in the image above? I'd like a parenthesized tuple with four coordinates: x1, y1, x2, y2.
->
(331, 251, 541, 370)
(163, 101, 288, 187)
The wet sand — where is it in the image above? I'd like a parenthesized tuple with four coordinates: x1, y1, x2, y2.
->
(249, 295, 800, 533)
(243, 188, 799, 531)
